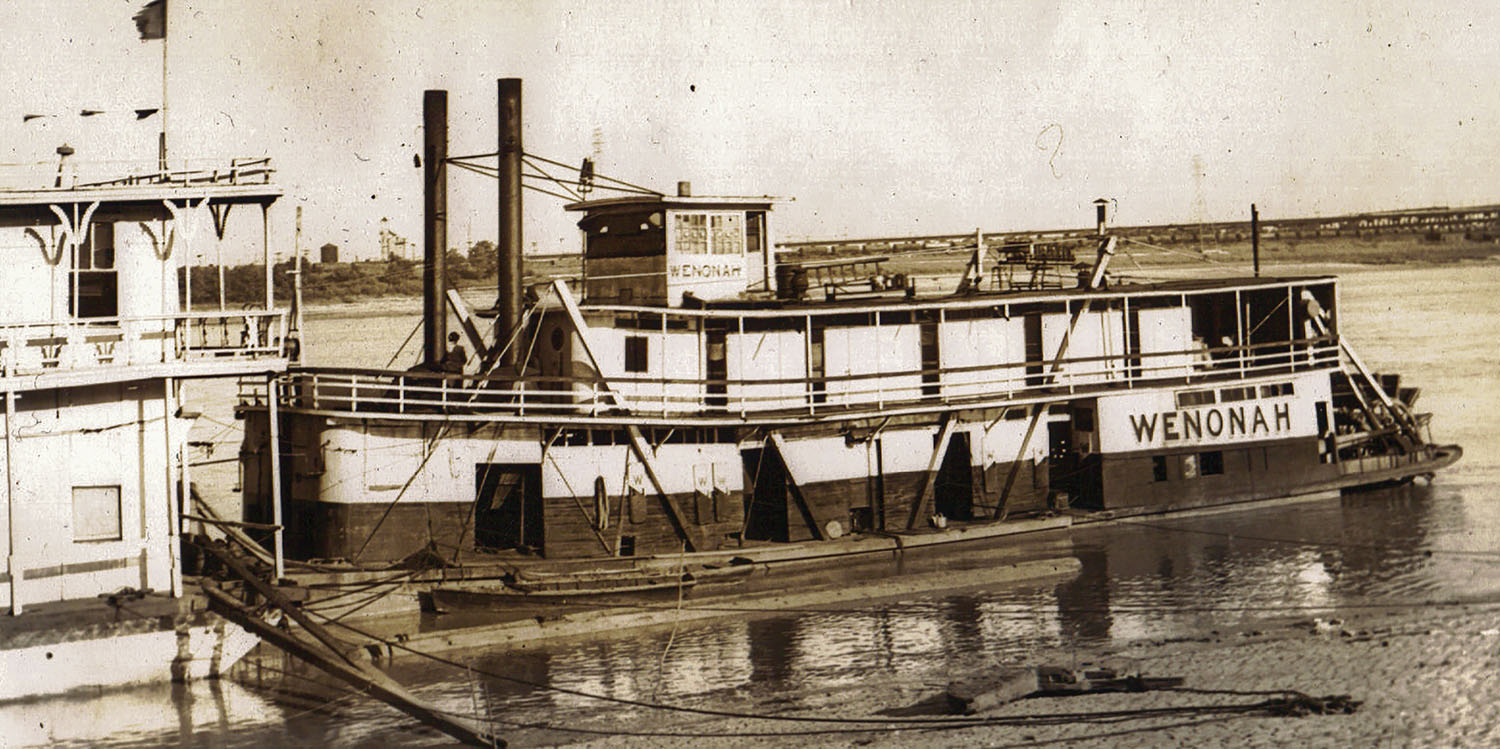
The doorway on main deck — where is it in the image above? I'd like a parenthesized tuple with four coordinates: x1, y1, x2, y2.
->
(474, 464, 542, 552)
(741, 448, 790, 542)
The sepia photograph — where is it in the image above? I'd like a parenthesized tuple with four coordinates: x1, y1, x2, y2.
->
(0, 1, 1496, 745)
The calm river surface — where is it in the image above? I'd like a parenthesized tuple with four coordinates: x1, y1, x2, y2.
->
(5, 261, 1499, 747)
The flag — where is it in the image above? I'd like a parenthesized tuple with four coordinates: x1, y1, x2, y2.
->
(80, 109, 104, 117)
(135, 108, 160, 120)
(134, 0, 165, 40)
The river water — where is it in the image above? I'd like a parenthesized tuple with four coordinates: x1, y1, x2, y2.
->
(4, 261, 1498, 747)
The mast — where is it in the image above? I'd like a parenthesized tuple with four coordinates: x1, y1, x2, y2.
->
(497, 78, 524, 369)
(422, 90, 449, 370)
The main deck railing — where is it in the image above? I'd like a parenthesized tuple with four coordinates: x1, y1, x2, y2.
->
(0, 310, 287, 376)
(244, 335, 1339, 424)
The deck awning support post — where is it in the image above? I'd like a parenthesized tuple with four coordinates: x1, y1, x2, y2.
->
(162, 378, 182, 598)
(5, 390, 19, 615)
(550, 280, 705, 552)
(266, 374, 285, 580)
(905, 414, 958, 530)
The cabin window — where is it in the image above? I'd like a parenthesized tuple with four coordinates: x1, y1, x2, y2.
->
(72, 485, 122, 542)
(710, 214, 744, 255)
(1199, 450, 1225, 476)
(1219, 386, 1255, 403)
(1151, 456, 1168, 482)
(624, 335, 649, 373)
(71, 222, 118, 319)
(1260, 382, 1295, 398)
(673, 213, 709, 254)
(1176, 390, 1216, 408)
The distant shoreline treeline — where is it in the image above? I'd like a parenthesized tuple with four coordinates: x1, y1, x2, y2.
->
(184, 234, 1497, 307)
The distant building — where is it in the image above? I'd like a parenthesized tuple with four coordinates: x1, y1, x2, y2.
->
(320, 242, 339, 263)
(379, 217, 412, 261)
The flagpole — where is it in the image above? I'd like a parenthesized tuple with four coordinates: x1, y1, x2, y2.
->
(158, 0, 168, 178)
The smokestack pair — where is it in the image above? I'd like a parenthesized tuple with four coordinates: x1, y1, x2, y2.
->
(422, 80, 524, 371)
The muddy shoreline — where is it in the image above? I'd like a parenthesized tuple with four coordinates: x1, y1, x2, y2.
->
(565, 603, 1500, 747)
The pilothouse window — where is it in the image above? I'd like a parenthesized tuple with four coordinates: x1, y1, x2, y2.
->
(710, 214, 743, 255)
(673, 213, 708, 254)
(673, 212, 745, 255)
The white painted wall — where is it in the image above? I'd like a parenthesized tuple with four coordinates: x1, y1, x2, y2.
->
(940, 316, 1027, 397)
(824, 323, 922, 405)
(1137, 305, 1194, 378)
(542, 442, 739, 499)
(316, 422, 541, 504)
(726, 329, 807, 411)
(1041, 308, 1127, 385)
(1, 382, 177, 610)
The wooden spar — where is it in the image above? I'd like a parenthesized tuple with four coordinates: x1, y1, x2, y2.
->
(446, 289, 491, 362)
(623, 426, 707, 552)
(905, 414, 958, 530)
(199, 541, 359, 667)
(200, 584, 497, 747)
(550, 280, 705, 552)
(767, 432, 833, 540)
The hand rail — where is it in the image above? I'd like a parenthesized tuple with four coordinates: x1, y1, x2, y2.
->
(250, 336, 1340, 422)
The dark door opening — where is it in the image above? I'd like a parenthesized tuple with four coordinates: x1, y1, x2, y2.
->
(706, 325, 727, 410)
(1024, 313, 1044, 386)
(1047, 419, 1075, 503)
(474, 463, 542, 553)
(934, 433, 974, 521)
(741, 448, 789, 542)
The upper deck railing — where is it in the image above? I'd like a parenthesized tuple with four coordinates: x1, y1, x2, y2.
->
(244, 335, 1340, 425)
(0, 157, 275, 195)
(0, 310, 287, 378)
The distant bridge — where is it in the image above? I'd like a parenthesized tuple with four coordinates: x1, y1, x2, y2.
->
(779, 203, 1500, 255)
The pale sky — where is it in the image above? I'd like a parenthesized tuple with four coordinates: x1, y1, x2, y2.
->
(2, 0, 1497, 262)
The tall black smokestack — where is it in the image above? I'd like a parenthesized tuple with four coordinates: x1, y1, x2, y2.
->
(423, 90, 448, 370)
(497, 78, 524, 368)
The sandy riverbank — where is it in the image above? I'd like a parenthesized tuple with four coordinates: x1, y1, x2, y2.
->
(570, 602, 1500, 748)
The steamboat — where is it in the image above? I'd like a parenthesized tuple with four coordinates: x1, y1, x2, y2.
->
(237, 80, 1459, 607)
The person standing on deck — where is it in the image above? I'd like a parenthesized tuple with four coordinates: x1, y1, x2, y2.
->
(443, 332, 467, 374)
